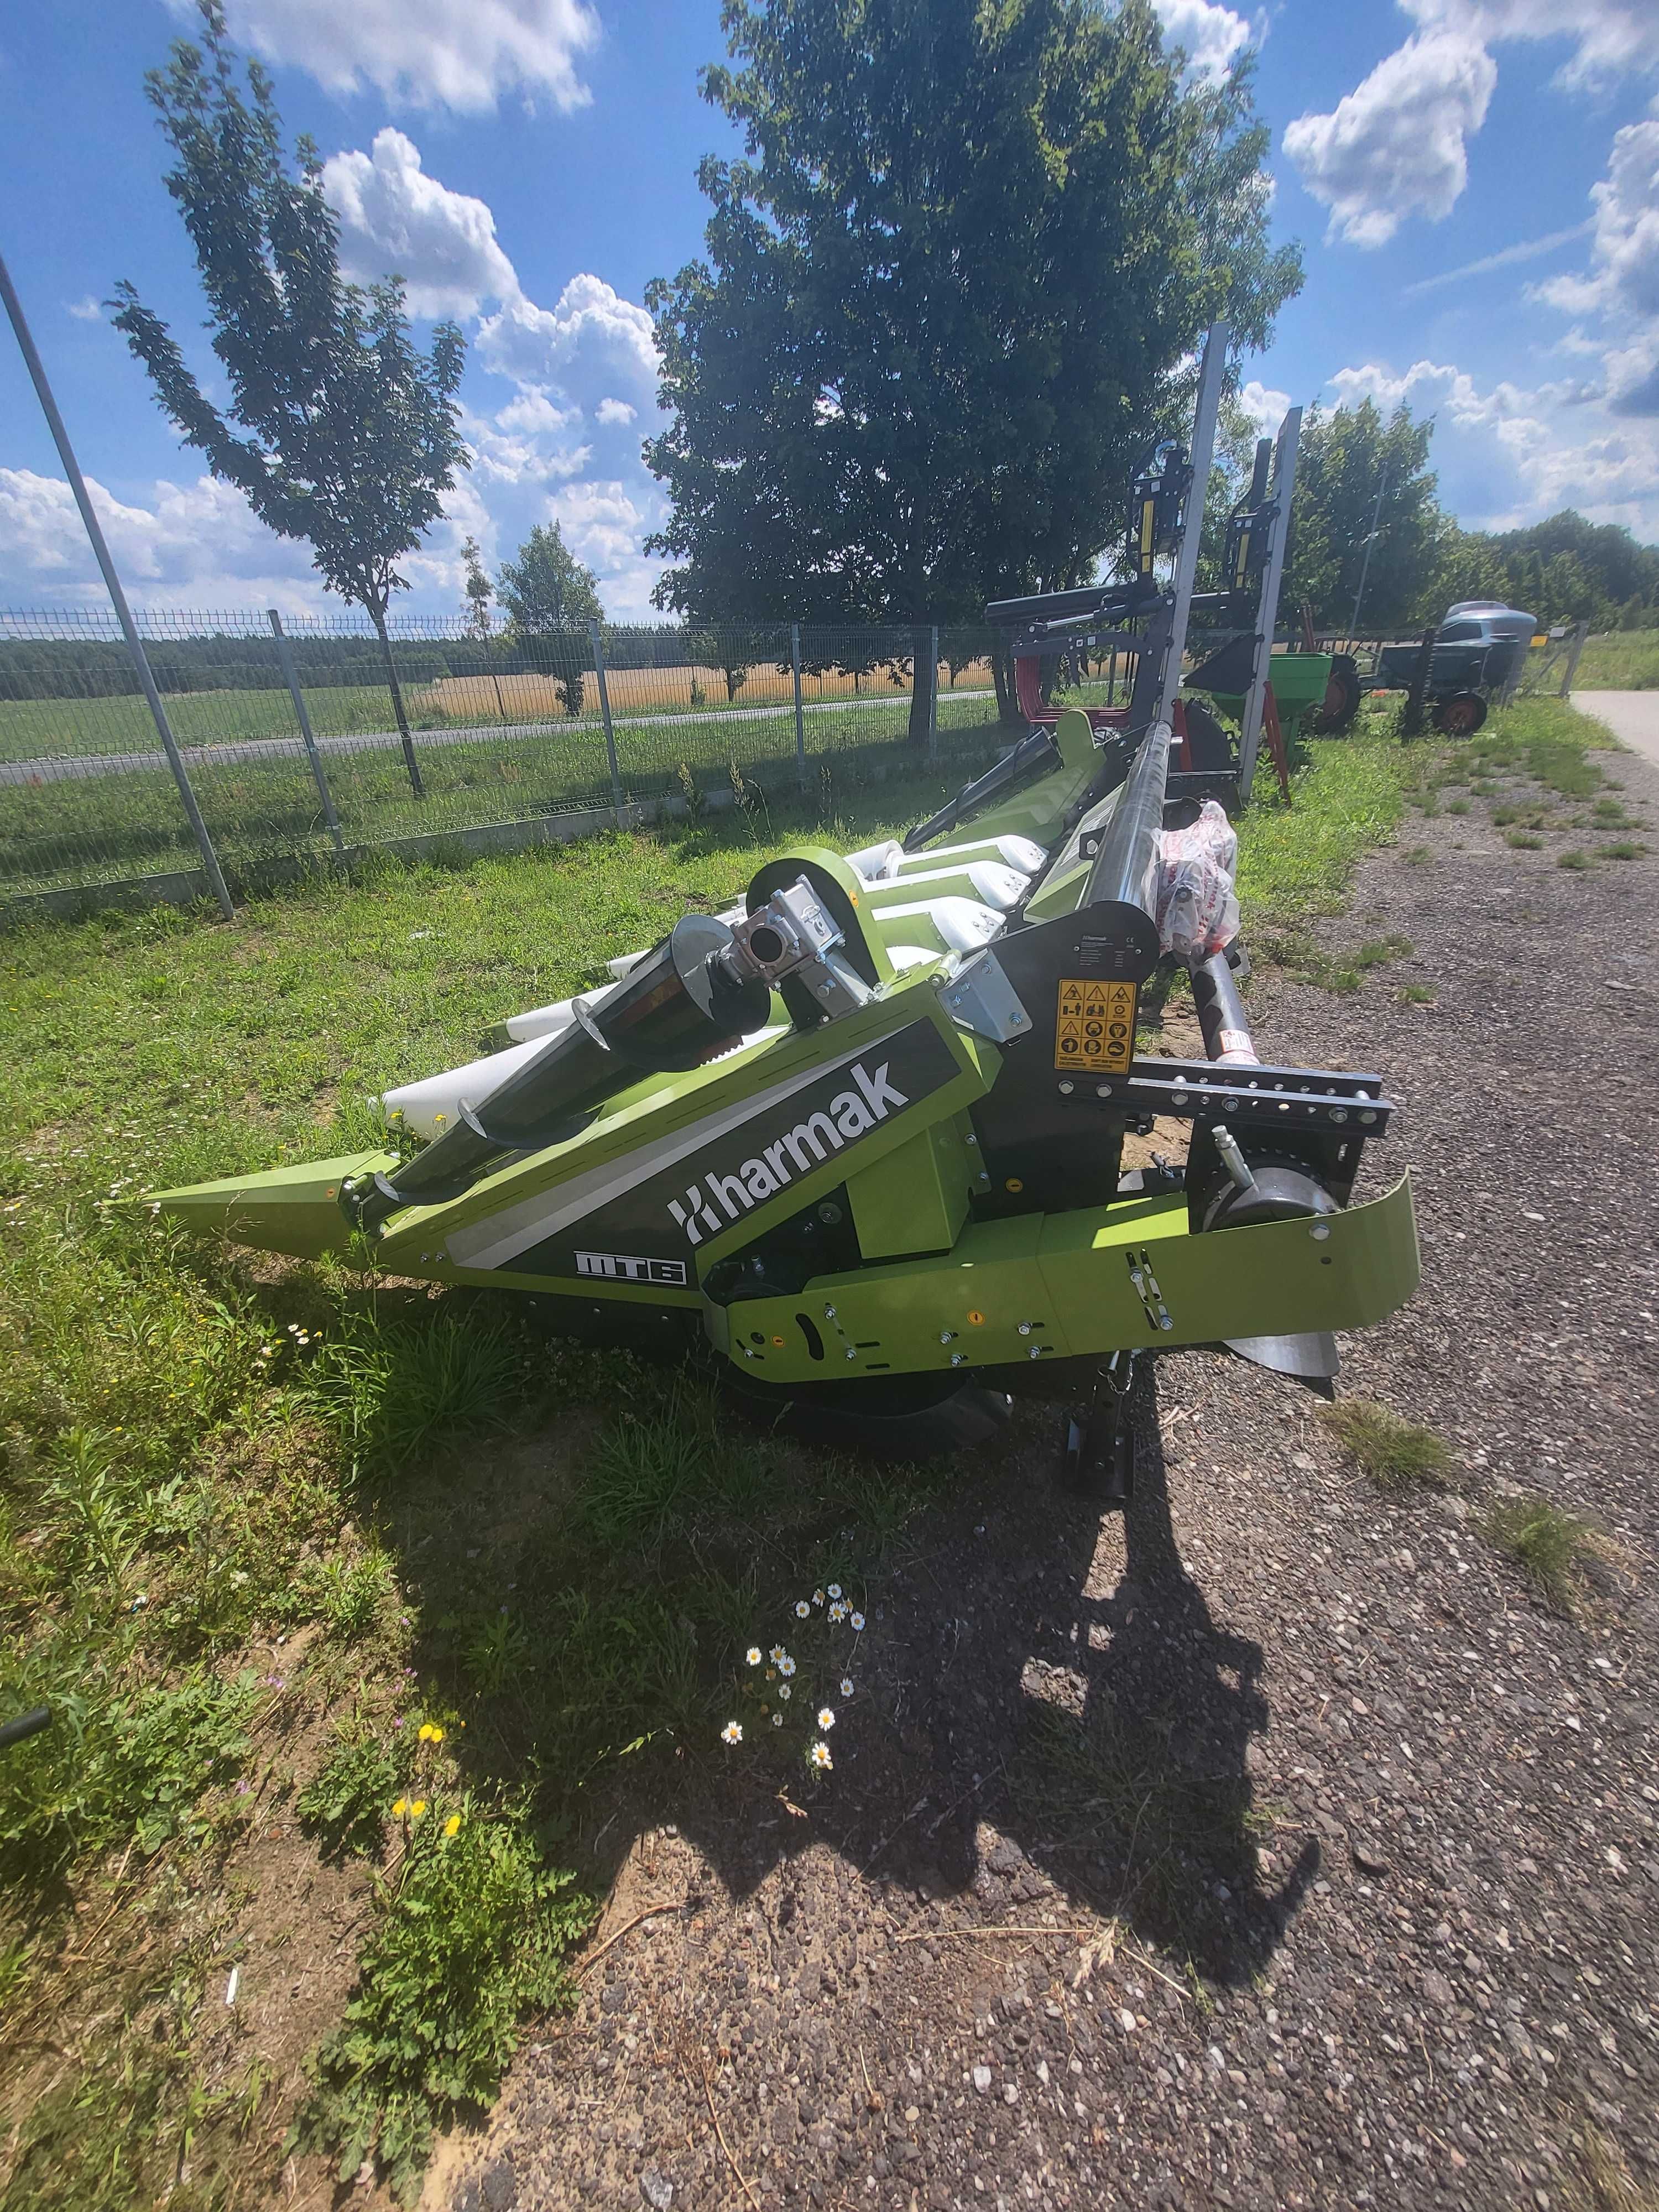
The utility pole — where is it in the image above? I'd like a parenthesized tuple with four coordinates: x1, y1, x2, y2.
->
(0, 249, 234, 917)
(1349, 467, 1387, 642)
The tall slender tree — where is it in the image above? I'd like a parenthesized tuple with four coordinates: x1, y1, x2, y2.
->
(111, 3, 468, 797)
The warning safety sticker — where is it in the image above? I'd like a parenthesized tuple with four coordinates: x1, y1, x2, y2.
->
(1053, 976, 1137, 1075)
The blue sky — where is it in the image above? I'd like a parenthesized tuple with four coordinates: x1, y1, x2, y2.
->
(2, 0, 1657, 619)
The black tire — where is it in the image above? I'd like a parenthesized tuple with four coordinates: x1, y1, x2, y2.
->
(1311, 654, 1361, 734)
(719, 1366, 1014, 1459)
(1432, 691, 1486, 738)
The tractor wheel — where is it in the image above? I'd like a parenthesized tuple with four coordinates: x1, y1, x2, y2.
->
(718, 1365, 1014, 1459)
(1432, 691, 1486, 738)
(1311, 654, 1361, 734)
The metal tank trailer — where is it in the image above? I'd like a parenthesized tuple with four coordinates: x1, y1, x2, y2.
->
(144, 330, 1420, 1490)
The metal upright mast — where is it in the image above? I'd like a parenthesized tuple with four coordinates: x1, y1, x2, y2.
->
(1157, 321, 1230, 725)
(1237, 405, 1303, 803)
(0, 249, 234, 918)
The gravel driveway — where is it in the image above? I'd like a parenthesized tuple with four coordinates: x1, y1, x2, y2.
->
(435, 735, 1659, 2212)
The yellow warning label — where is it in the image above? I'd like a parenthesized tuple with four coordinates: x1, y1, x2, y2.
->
(1054, 977, 1137, 1075)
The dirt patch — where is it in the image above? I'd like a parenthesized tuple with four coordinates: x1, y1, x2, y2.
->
(427, 746, 1659, 2211)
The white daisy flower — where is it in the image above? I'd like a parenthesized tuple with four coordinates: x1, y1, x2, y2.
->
(769, 1645, 786, 1664)
(771, 1712, 784, 1727)
(810, 1741, 833, 1770)
(817, 1707, 836, 1729)
(746, 1646, 763, 1666)
(779, 1656, 796, 1677)
(778, 1683, 792, 1700)
(795, 1600, 811, 1619)
(827, 1601, 847, 1623)
(841, 1677, 854, 1697)
(812, 1589, 826, 1606)
(850, 1611, 865, 1631)
(721, 1720, 743, 1744)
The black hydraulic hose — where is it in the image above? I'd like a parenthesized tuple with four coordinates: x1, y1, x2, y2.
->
(1082, 719, 1172, 915)
(0, 1705, 51, 1751)
(1192, 950, 1259, 1067)
(900, 726, 1058, 853)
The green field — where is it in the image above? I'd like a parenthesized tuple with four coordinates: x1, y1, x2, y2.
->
(2, 691, 1006, 899)
(0, 730, 1421, 2205)
(1569, 628, 1659, 690)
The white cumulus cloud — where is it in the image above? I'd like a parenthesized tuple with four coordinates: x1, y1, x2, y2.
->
(1152, 0, 1251, 87)
(1322, 357, 1659, 538)
(1535, 121, 1659, 326)
(1283, 33, 1495, 248)
(595, 398, 637, 426)
(1399, 0, 1659, 89)
(66, 295, 104, 322)
(477, 274, 660, 403)
(0, 467, 324, 611)
(200, 0, 600, 114)
(322, 131, 517, 317)
(1238, 379, 1292, 436)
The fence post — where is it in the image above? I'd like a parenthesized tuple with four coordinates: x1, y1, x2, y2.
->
(927, 623, 940, 763)
(268, 610, 346, 855)
(1560, 619, 1589, 698)
(1400, 626, 1438, 739)
(791, 623, 807, 793)
(590, 618, 623, 824)
(0, 248, 235, 919)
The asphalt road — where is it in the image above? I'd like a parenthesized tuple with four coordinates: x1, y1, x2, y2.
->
(1574, 686, 1659, 766)
(0, 688, 993, 787)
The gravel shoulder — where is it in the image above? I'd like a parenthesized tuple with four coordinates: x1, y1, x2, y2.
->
(432, 739, 1659, 2212)
(1573, 691, 1659, 769)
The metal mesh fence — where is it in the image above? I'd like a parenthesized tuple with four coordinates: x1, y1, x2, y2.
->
(0, 609, 1010, 901)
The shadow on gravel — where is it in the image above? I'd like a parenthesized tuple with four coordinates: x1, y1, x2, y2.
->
(985, 1361, 1321, 1983)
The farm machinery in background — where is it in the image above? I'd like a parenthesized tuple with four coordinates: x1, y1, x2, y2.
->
(1312, 602, 1538, 739)
(145, 328, 1420, 1491)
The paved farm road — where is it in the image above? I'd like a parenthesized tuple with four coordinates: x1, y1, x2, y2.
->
(1574, 687, 1659, 765)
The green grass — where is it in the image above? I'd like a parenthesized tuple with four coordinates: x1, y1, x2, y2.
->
(1507, 831, 1545, 849)
(1481, 1493, 1598, 1614)
(1597, 841, 1646, 860)
(1320, 1399, 1458, 1494)
(1397, 981, 1437, 1004)
(1558, 848, 1593, 870)
(1571, 629, 1659, 691)
(2, 691, 1004, 899)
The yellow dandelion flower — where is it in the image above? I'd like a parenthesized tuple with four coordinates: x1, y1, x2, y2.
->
(410, 1798, 427, 1820)
(443, 1814, 462, 1838)
(427, 1724, 445, 1744)
(392, 1797, 409, 1817)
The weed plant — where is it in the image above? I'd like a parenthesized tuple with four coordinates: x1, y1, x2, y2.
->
(1320, 1400, 1457, 1494)
(1481, 1494, 1596, 1614)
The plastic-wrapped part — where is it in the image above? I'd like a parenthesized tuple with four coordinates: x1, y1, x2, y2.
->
(1155, 799, 1239, 966)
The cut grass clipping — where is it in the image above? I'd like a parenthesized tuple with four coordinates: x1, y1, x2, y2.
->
(1481, 1493, 1598, 1615)
(1320, 1400, 1458, 1494)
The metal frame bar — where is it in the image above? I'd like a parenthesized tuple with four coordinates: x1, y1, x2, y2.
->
(0, 248, 235, 919)
(1237, 404, 1303, 802)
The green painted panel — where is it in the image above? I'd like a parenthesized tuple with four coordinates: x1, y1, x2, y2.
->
(846, 1117, 972, 1259)
(716, 1173, 1419, 1382)
(144, 1150, 389, 1260)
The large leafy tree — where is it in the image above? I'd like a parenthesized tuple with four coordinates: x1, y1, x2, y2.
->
(1281, 400, 1444, 635)
(497, 523, 605, 716)
(644, 0, 1300, 638)
(111, 3, 467, 796)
